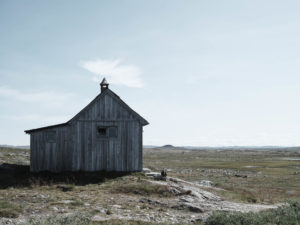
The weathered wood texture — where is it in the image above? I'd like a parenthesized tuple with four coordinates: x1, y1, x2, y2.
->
(29, 90, 146, 172)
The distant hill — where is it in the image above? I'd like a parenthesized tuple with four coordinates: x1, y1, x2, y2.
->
(144, 145, 300, 152)
(0, 145, 30, 149)
(143, 145, 158, 149)
(161, 144, 175, 148)
(2, 144, 300, 152)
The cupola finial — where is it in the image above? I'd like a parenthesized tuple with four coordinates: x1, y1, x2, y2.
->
(100, 78, 109, 93)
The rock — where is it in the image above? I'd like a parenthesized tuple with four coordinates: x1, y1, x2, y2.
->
(59, 200, 73, 204)
(196, 180, 213, 187)
(145, 172, 160, 177)
(168, 187, 181, 195)
(154, 175, 167, 181)
(95, 208, 108, 214)
(171, 204, 186, 210)
(169, 177, 178, 183)
(112, 204, 122, 209)
(0, 218, 13, 225)
(139, 198, 166, 206)
(59, 208, 68, 213)
(180, 196, 194, 203)
(38, 194, 46, 199)
(84, 203, 90, 206)
(139, 198, 146, 203)
(51, 206, 59, 211)
(187, 205, 203, 213)
(143, 168, 151, 173)
(91, 215, 108, 222)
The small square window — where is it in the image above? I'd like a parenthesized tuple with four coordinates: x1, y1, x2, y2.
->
(108, 127, 117, 138)
(97, 127, 107, 137)
(46, 131, 56, 142)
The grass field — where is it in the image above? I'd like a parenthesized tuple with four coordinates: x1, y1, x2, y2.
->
(143, 147, 300, 203)
(1, 146, 300, 224)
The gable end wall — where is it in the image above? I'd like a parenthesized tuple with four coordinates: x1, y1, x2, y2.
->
(30, 92, 143, 172)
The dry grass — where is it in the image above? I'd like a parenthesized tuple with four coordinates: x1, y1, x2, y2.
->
(143, 147, 300, 203)
(0, 201, 22, 218)
(111, 180, 173, 197)
(1, 146, 300, 223)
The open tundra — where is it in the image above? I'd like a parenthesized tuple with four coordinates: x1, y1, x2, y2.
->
(0, 146, 300, 224)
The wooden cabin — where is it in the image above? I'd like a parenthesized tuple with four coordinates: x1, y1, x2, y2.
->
(25, 78, 149, 172)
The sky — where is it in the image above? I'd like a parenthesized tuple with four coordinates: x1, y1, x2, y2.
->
(1, 0, 300, 146)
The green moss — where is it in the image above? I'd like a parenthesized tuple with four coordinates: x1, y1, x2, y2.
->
(0, 201, 22, 218)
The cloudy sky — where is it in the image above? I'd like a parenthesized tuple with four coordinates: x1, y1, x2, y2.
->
(1, 0, 300, 146)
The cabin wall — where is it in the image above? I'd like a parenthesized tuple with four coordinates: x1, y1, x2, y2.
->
(71, 93, 143, 171)
(30, 126, 72, 172)
(71, 120, 142, 172)
(30, 92, 143, 172)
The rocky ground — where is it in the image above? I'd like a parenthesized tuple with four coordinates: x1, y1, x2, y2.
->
(1, 146, 299, 224)
(0, 167, 279, 225)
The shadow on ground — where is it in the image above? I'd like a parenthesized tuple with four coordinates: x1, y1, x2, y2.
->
(0, 163, 130, 189)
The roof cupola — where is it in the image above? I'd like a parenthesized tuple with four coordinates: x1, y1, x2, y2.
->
(100, 78, 109, 93)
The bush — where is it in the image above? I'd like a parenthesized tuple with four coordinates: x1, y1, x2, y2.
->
(205, 200, 300, 225)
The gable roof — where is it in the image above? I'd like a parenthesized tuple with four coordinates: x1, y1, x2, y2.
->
(25, 89, 149, 134)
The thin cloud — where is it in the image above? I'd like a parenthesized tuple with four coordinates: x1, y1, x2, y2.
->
(80, 59, 144, 88)
(0, 86, 75, 108)
(2, 114, 70, 124)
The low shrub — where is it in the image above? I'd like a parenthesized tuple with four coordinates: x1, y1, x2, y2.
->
(22, 213, 91, 225)
(22, 214, 176, 225)
(205, 200, 300, 225)
(0, 201, 22, 218)
(112, 181, 172, 197)
(90, 219, 171, 225)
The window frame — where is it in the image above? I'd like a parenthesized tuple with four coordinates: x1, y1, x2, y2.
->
(96, 126, 118, 139)
(97, 127, 107, 138)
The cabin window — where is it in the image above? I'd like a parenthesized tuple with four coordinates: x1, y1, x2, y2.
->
(97, 127, 107, 137)
(108, 127, 118, 138)
(97, 126, 118, 138)
(46, 131, 56, 142)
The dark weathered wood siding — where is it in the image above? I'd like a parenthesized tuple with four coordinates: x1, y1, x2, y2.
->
(29, 91, 144, 172)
